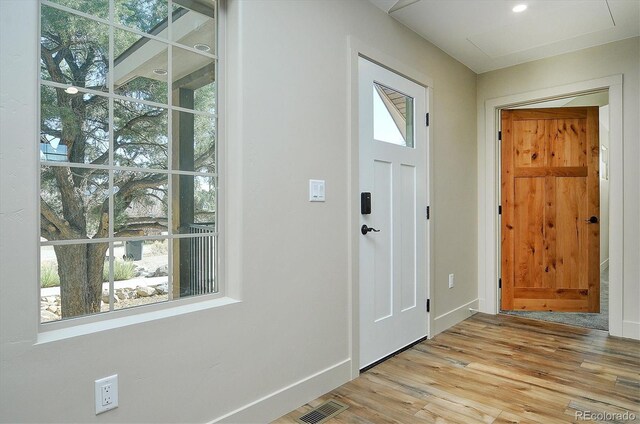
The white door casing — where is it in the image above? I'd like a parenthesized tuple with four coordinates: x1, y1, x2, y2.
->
(358, 57, 428, 368)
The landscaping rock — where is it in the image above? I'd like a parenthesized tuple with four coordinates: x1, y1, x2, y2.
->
(136, 286, 156, 297)
(41, 310, 59, 322)
(153, 283, 168, 295)
(40, 287, 170, 322)
(133, 265, 146, 277)
(148, 265, 168, 278)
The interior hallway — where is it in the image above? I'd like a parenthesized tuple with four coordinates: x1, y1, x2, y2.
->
(275, 313, 639, 423)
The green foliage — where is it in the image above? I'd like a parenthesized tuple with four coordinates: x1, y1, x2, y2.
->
(41, 263, 61, 288)
(102, 260, 137, 282)
(115, 0, 168, 34)
(48, 0, 109, 20)
(41, 3, 110, 88)
(113, 100, 168, 168)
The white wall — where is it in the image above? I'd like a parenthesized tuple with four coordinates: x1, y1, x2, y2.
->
(0, 0, 477, 422)
(477, 37, 640, 339)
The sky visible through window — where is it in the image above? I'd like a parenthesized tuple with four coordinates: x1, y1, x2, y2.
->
(373, 86, 405, 146)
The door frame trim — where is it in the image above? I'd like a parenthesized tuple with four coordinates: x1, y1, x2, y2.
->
(478, 74, 624, 336)
(348, 36, 434, 379)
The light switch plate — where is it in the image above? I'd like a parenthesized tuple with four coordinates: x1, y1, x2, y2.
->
(309, 179, 325, 202)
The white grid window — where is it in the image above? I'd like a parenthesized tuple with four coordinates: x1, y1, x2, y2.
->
(39, 0, 219, 323)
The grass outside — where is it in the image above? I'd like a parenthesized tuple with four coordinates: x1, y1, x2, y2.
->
(40, 260, 137, 288)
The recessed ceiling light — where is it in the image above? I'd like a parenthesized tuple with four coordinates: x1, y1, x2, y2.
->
(512, 4, 527, 12)
(193, 43, 211, 52)
(65, 86, 79, 94)
(153, 69, 168, 76)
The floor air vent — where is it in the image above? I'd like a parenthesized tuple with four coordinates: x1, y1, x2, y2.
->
(297, 400, 348, 424)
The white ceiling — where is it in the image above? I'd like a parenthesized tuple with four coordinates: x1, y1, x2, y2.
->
(369, 0, 640, 73)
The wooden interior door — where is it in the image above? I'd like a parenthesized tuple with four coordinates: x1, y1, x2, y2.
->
(501, 107, 600, 312)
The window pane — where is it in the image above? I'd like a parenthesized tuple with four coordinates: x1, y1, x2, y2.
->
(40, 166, 110, 241)
(114, 100, 168, 169)
(41, 5, 109, 91)
(112, 239, 169, 310)
(172, 110, 216, 173)
(113, 171, 168, 237)
(115, 0, 169, 38)
(172, 236, 216, 298)
(114, 29, 169, 104)
(40, 85, 110, 165)
(47, 0, 109, 20)
(373, 83, 414, 148)
(172, 46, 215, 113)
(40, 243, 110, 322)
(171, 0, 216, 55)
(173, 175, 216, 234)
(39, 0, 218, 317)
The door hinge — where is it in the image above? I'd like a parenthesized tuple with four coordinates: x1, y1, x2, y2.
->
(426, 206, 430, 220)
(498, 205, 502, 215)
(499, 278, 502, 289)
(425, 113, 430, 127)
(426, 299, 430, 313)
(498, 130, 502, 141)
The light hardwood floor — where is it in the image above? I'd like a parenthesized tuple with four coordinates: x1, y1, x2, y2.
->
(274, 313, 639, 424)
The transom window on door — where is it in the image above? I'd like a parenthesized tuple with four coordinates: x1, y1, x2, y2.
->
(39, 0, 218, 323)
(372, 82, 414, 148)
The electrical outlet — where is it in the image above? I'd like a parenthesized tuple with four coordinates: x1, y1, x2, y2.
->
(102, 384, 113, 406)
(448, 273, 455, 289)
(95, 375, 118, 415)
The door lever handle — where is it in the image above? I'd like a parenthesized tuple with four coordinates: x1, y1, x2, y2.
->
(361, 225, 380, 235)
(585, 216, 599, 224)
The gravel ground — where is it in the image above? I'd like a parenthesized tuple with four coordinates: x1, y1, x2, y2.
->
(103, 294, 169, 312)
(42, 293, 170, 323)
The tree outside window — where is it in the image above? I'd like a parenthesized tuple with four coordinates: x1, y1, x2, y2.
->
(39, 0, 218, 322)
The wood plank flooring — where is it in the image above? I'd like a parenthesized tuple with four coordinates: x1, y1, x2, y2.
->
(274, 313, 639, 424)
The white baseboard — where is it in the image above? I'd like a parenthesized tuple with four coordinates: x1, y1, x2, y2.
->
(433, 298, 479, 336)
(600, 258, 609, 272)
(622, 320, 640, 340)
(210, 359, 352, 423)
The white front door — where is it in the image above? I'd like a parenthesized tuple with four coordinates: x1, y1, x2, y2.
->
(359, 57, 428, 368)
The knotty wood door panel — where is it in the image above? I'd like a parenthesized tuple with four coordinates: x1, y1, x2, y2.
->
(501, 107, 599, 312)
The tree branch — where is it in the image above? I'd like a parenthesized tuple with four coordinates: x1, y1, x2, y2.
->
(116, 174, 168, 199)
(114, 112, 164, 141)
(41, 46, 68, 84)
(40, 198, 78, 240)
(92, 197, 110, 240)
(51, 166, 87, 232)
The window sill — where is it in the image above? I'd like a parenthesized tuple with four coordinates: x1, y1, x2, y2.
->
(36, 296, 240, 344)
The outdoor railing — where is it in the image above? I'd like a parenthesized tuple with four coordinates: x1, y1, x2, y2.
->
(187, 223, 216, 295)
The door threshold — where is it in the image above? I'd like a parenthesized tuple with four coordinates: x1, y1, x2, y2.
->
(360, 335, 428, 373)
(498, 311, 609, 332)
